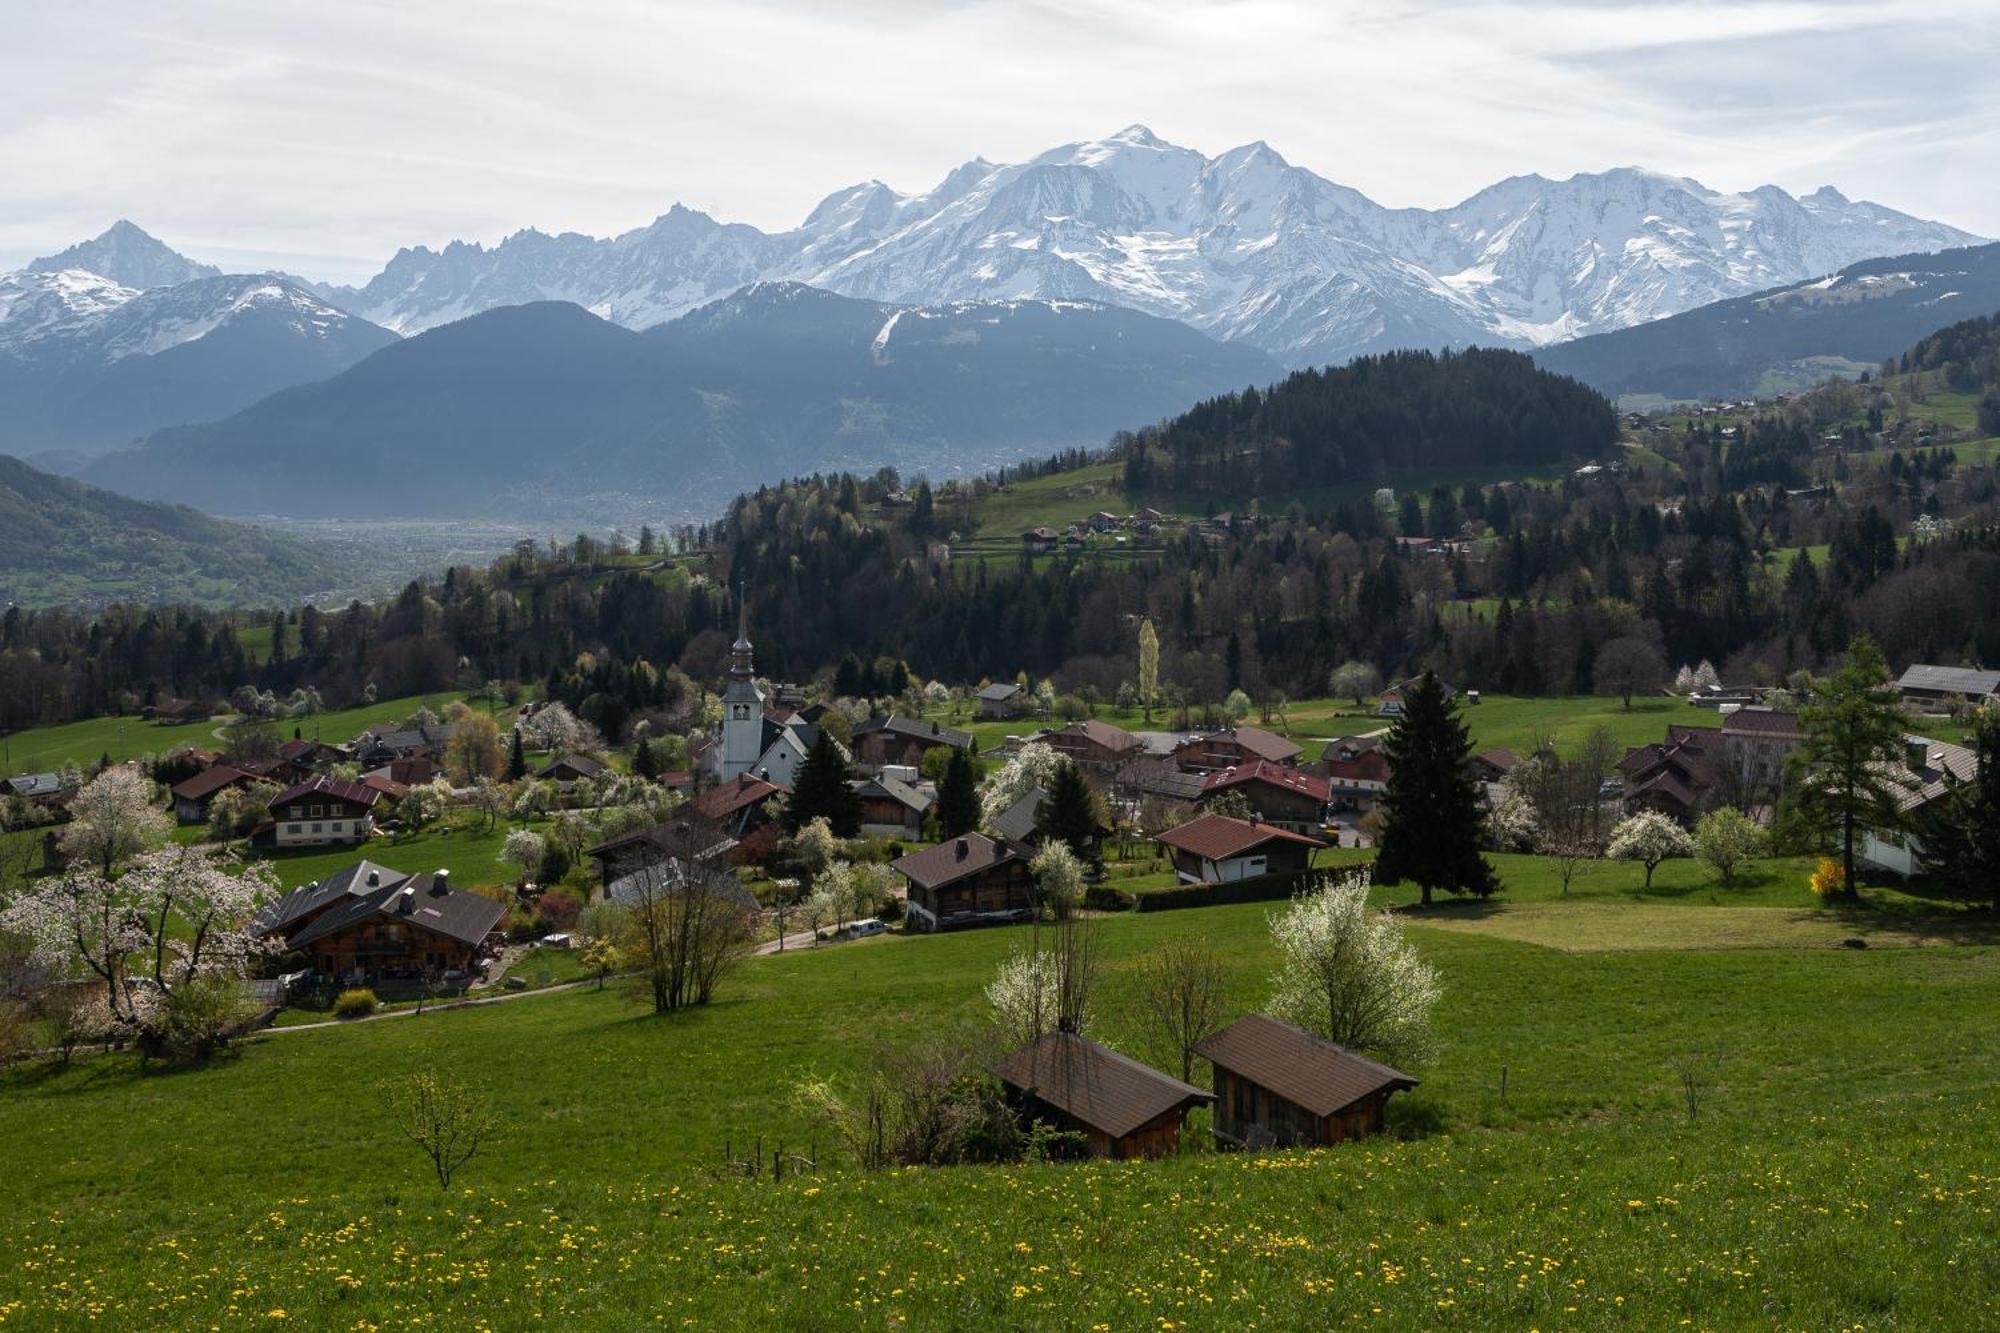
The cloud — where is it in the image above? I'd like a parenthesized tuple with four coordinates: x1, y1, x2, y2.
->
(0, 0, 1991, 283)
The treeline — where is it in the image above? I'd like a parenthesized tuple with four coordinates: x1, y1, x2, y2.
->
(1120, 348, 1618, 495)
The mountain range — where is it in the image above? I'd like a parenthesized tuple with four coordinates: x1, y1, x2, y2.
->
(324, 126, 1984, 367)
(79, 283, 1279, 518)
(1536, 242, 2000, 400)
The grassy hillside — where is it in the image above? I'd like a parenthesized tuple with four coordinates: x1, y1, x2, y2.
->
(3, 865, 1995, 1328)
(0, 454, 357, 610)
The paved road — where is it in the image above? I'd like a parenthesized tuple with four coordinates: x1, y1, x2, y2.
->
(755, 919, 880, 956)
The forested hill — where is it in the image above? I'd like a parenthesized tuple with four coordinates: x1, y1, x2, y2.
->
(1120, 347, 1617, 495)
(1900, 310, 2000, 405)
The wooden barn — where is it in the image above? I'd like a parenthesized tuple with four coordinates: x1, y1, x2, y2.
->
(1194, 1014, 1416, 1149)
(994, 1031, 1213, 1159)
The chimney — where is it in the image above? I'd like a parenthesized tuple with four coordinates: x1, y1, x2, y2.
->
(397, 886, 415, 915)
(432, 868, 450, 895)
(954, 838, 969, 861)
(366, 868, 380, 887)
(931, 721, 940, 735)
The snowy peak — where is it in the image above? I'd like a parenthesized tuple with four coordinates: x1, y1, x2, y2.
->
(0, 271, 372, 366)
(27, 220, 221, 290)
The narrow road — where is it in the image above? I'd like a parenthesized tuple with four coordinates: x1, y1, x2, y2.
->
(755, 919, 881, 956)
(254, 974, 610, 1035)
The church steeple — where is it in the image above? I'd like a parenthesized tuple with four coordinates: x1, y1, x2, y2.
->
(720, 582, 766, 779)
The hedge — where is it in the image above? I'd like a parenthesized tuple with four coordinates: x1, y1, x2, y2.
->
(1131, 869, 1313, 913)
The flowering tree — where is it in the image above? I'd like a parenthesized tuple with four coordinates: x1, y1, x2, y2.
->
(1487, 784, 1538, 851)
(1694, 807, 1766, 885)
(60, 766, 171, 875)
(980, 741, 1064, 828)
(517, 702, 603, 756)
(1269, 869, 1441, 1069)
(1607, 810, 1695, 888)
(0, 844, 278, 1045)
(986, 946, 1062, 1047)
(1028, 842, 1086, 921)
(499, 829, 547, 883)
(399, 778, 456, 833)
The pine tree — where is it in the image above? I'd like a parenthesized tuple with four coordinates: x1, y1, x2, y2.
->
(936, 746, 981, 839)
(1373, 673, 1497, 904)
(1036, 759, 1105, 867)
(633, 736, 659, 781)
(1784, 635, 1908, 898)
(507, 727, 528, 781)
(1915, 710, 2000, 912)
(786, 730, 861, 836)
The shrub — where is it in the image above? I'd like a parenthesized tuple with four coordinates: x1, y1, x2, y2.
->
(159, 972, 256, 1060)
(1809, 858, 1848, 899)
(534, 891, 581, 934)
(1081, 883, 1137, 913)
(1386, 1090, 1448, 1140)
(333, 988, 379, 1018)
(1695, 807, 1767, 885)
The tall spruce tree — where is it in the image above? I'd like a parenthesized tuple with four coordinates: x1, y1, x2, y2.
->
(1373, 672, 1497, 904)
(785, 730, 861, 836)
(1915, 710, 2000, 912)
(506, 727, 528, 781)
(1784, 634, 1908, 899)
(1036, 758, 1106, 867)
(936, 746, 981, 839)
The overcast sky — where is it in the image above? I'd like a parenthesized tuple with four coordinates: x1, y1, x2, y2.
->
(2, 0, 1993, 284)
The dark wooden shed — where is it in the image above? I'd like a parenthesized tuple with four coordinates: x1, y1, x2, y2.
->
(1194, 1014, 1416, 1149)
(994, 1031, 1213, 1160)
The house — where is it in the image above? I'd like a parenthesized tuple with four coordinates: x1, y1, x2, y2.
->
(1618, 726, 1721, 826)
(1895, 664, 2000, 711)
(1321, 734, 1392, 811)
(354, 723, 455, 769)
(277, 738, 349, 771)
(1086, 510, 1122, 533)
(852, 774, 933, 839)
(1155, 814, 1326, 884)
(605, 855, 760, 913)
(535, 752, 607, 784)
(690, 773, 786, 838)
(1173, 725, 1302, 773)
(257, 861, 504, 988)
(892, 833, 1036, 931)
(1198, 761, 1330, 833)
(1860, 735, 1980, 876)
(364, 755, 440, 788)
(851, 715, 973, 770)
(1021, 527, 1059, 554)
(977, 682, 1025, 719)
(1466, 748, 1522, 785)
(1113, 758, 1208, 807)
(989, 787, 1045, 845)
(3, 771, 69, 804)
(1377, 677, 1455, 716)
(1195, 1014, 1417, 1149)
(169, 764, 259, 823)
(1719, 707, 1804, 797)
(265, 775, 381, 847)
(993, 1031, 1213, 1160)
(1041, 718, 1144, 770)
(588, 820, 739, 889)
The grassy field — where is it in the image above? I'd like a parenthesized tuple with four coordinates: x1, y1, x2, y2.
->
(3, 854, 1996, 1329)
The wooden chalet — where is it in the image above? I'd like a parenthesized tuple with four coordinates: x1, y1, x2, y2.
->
(994, 1032, 1213, 1160)
(1021, 527, 1060, 554)
(891, 833, 1035, 932)
(1321, 734, 1392, 811)
(852, 774, 932, 838)
(1155, 813, 1325, 884)
(265, 775, 381, 848)
(851, 715, 973, 769)
(1197, 761, 1330, 833)
(170, 764, 260, 823)
(1042, 718, 1144, 770)
(257, 861, 505, 988)
(1173, 726, 1302, 773)
(977, 682, 1025, 719)
(1466, 747, 1522, 785)
(689, 773, 786, 837)
(535, 752, 608, 784)
(587, 818, 740, 892)
(1619, 726, 1720, 826)
(1194, 1014, 1416, 1149)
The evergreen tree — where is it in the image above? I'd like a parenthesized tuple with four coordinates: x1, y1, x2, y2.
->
(1783, 634, 1908, 899)
(1036, 759, 1105, 867)
(936, 746, 981, 839)
(507, 727, 527, 781)
(785, 730, 861, 836)
(1373, 673, 1497, 904)
(633, 736, 659, 780)
(1915, 710, 2000, 913)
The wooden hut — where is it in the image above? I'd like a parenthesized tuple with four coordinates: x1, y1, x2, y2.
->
(994, 1031, 1212, 1159)
(1194, 1014, 1416, 1148)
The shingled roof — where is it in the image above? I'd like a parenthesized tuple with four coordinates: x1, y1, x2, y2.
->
(261, 860, 504, 951)
(853, 714, 973, 749)
(1156, 813, 1326, 861)
(1194, 1014, 1417, 1116)
(891, 833, 1028, 892)
(994, 1032, 1212, 1139)
(1897, 664, 2000, 698)
(1202, 760, 1331, 803)
(268, 774, 382, 810)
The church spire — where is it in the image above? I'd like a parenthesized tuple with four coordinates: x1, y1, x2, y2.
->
(727, 581, 756, 684)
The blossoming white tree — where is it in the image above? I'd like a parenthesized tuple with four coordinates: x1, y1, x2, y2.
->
(1028, 842, 1086, 921)
(500, 829, 547, 883)
(59, 766, 170, 875)
(1269, 869, 1441, 1070)
(517, 702, 603, 756)
(986, 946, 1062, 1047)
(1607, 810, 1695, 889)
(980, 741, 1064, 828)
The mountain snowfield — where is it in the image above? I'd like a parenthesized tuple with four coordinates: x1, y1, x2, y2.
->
(327, 126, 1985, 366)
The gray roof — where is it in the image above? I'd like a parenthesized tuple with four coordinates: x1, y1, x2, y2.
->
(990, 787, 1045, 843)
(1897, 664, 2000, 698)
(854, 714, 973, 748)
(257, 858, 406, 935)
(278, 864, 506, 951)
(978, 683, 1022, 701)
(4, 772, 64, 798)
(605, 860, 759, 912)
(854, 774, 933, 814)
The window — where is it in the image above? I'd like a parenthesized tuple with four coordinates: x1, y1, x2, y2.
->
(309, 805, 324, 818)
(311, 823, 323, 834)
(286, 823, 301, 835)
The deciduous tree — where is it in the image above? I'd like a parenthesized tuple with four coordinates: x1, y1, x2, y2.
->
(1607, 810, 1694, 888)
(1269, 869, 1441, 1069)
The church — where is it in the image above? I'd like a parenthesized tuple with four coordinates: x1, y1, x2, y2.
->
(703, 600, 834, 789)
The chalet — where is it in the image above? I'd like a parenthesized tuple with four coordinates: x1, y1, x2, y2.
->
(258, 862, 504, 988)
(605, 855, 760, 912)
(1377, 677, 1455, 717)
(1114, 758, 1208, 807)
(1134, 507, 1165, 524)
(1041, 718, 1144, 771)
(3, 771, 68, 804)
(851, 715, 973, 770)
(1321, 734, 1392, 811)
(988, 787, 1045, 845)
(690, 773, 786, 838)
(1196, 1014, 1416, 1148)
(364, 755, 441, 788)
(169, 764, 259, 823)
(852, 774, 933, 839)
(1086, 510, 1121, 533)
(1860, 736, 1980, 877)
(892, 833, 1036, 932)
(266, 775, 381, 848)
(1198, 761, 1330, 833)
(1896, 664, 2000, 711)
(1173, 725, 1302, 773)
(977, 682, 1025, 719)
(354, 723, 455, 769)
(1021, 527, 1059, 554)
(535, 752, 607, 784)
(277, 738, 349, 771)
(588, 820, 739, 890)
(358, 773, 411, 805)
(1619, 726, 1721, 826)
(994, 1032, 1212, 1160)
(1720, 707, 1803, 797)
(1155, 814, 1326, 884)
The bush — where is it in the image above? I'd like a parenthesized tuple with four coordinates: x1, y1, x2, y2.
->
(534, 891, 581, 934)
(333, 988, 379, 1018)
(1081, 883, 1137, 913)
(505, 906, 538, 941)
(1386, 1090, 1448, 1140)
(1132, 870, 1311, 913)
(159, 973, 256, 1060)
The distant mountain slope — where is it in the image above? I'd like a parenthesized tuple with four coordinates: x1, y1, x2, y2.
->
(27, 219, 221, 290)
(0, 454, 351, 609)
(329, 126, 1983, 367)
(82, 285, 1279, 519)
(1534, 243, 2000, 400)
(0, 268, 399, 455)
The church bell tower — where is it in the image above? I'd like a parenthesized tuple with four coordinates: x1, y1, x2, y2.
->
(721, 587, 766, 780)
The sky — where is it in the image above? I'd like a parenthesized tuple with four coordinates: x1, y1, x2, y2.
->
(2, 0, 1994, 284)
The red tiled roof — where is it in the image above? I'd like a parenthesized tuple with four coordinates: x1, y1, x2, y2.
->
(691, 774, 782, 820)
(268, 775, 381, 811)
(1155, 813, 1327, 861)
(1202, 760, 1331, 803)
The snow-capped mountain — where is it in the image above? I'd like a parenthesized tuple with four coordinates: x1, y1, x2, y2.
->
(27, 219, 221, 290)
(330, 127, 1984, 366)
